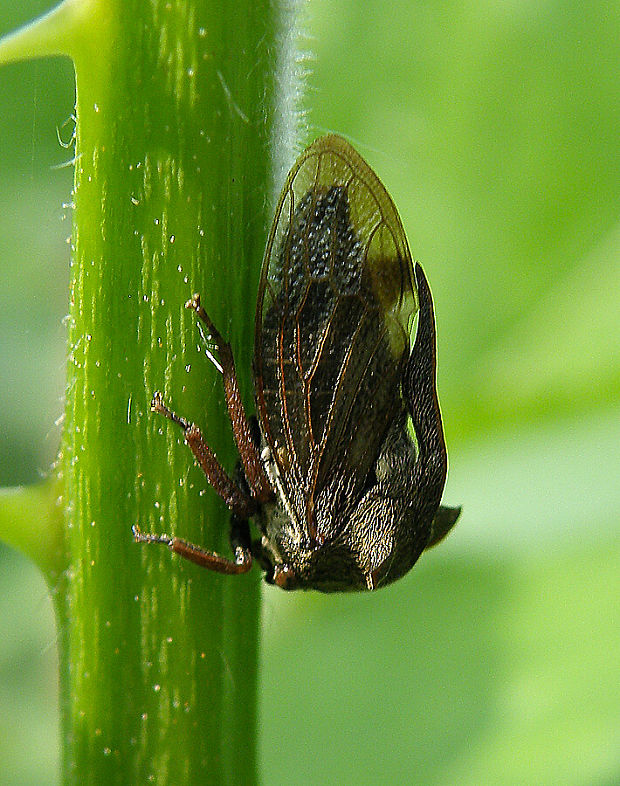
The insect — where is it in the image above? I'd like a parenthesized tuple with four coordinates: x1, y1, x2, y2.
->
(133, 134, 460, 591)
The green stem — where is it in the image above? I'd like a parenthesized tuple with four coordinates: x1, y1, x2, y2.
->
(0, 0, 302, 783)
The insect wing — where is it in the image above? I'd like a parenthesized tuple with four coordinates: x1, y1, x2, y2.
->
(254, 135, 418, 541)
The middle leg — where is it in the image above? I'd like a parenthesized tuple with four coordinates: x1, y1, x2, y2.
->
(151, 390, 256, 520)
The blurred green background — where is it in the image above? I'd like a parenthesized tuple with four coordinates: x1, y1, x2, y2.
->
(1, 1, 618, 784)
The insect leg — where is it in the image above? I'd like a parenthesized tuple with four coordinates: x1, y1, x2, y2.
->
(151, 391, 256, 519)
(186, 294, 273, 504)
(132, 524, 252, 574)
(402, 264, 448, 512)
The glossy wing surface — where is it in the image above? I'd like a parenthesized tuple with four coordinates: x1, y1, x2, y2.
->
(254, 135, 418, 542)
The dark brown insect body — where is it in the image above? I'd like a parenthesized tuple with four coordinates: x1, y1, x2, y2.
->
(134, 135, 460, 591)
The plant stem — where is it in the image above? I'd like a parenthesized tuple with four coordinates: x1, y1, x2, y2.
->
(0, 0, 302, 782)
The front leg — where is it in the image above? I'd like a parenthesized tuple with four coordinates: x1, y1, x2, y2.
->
(132, 516, 253, 575)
